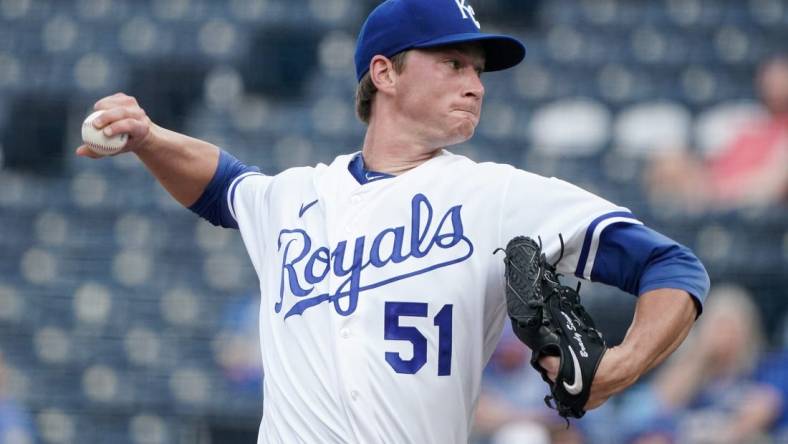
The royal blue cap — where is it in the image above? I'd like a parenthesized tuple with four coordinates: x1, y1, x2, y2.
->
(354, 0, 526, 82)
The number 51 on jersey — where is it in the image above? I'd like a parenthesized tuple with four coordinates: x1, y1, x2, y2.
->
(384, 302, 453, 376)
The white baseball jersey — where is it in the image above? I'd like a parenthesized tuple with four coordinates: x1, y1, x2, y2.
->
(226, 150, 638, 444)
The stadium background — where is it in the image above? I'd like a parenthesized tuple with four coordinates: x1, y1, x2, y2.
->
(0, 0, 786, 442)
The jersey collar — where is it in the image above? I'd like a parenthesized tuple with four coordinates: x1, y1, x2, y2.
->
(347, 153, 395, 185)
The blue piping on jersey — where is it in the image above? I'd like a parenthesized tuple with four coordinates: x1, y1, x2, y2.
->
(575, 211, 639, 277)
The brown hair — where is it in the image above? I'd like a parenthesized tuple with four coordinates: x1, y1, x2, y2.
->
(355, 52, 409, 124)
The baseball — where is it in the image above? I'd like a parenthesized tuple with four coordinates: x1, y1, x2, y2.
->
(81, 110, 128, 156)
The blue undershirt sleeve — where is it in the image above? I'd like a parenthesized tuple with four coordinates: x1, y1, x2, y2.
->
(188, 150, 260, 229)
(590, 223, 710, 315)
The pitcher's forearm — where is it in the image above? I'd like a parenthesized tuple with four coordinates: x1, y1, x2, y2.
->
(135, 124, 220, 207)
(620, 288, 697, 376)
(586, 288, 698, 410)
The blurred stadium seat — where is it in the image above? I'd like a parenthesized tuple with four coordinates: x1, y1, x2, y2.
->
(693, 99, 766, 155)
(613, 100, 692, 156)
(529, 98, 611, 155)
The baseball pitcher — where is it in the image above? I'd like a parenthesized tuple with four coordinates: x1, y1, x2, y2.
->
(76, 0, 710, 442)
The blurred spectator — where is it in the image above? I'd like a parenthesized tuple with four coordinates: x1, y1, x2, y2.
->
(473, 327, 583, 444)
(618, 285, 782, 444)
(646, 54, 788, 211)
(215, 295, 262, 393)
(752, 310, 788, 441)
(0, 352, 34, 444)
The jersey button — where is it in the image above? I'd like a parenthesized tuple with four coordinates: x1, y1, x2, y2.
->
(350, 390, 359, 401)
(340, 328, 351, 338)
(350, 195, 362, 204)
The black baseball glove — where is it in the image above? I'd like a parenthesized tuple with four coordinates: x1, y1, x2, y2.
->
(498, 235, 607, 419)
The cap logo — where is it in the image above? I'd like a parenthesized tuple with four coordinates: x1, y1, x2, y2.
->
(454, 0, 481, 29)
